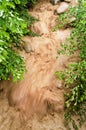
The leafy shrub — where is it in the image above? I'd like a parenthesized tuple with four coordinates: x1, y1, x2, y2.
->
(55, 0, 86, 129)
(0, 0, 37, 81)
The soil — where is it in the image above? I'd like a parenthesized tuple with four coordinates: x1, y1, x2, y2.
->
(0, 0, 86, 130)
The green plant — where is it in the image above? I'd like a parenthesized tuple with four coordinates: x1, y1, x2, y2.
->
(55, 0, 86, 129)
(0, 0, 37, 81)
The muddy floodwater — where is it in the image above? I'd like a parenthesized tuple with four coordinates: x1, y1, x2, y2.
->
(0, 0, 86, 130)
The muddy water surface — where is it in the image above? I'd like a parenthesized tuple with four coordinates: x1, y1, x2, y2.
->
(0, 0, 86, 130)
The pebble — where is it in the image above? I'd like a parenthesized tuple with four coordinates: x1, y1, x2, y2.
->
(55, 2, 69, 14)
(23, 42, 33, 53)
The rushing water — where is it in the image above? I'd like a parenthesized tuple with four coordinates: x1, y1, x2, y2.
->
(8, 1, 70, 117)
(0, 0, 85, 130)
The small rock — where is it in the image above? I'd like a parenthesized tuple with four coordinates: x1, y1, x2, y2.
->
(60, 17, 76, 28)
(50, 0, 60, 5)
(56, 2, 69, 14)
(21, 36, 33, 53)
(23, 42, 32, 53)
(69, 17, 76, 23)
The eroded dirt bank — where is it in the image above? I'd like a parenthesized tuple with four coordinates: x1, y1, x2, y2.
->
(0, 0, 86, 130)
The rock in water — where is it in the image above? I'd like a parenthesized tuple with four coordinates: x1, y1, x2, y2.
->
(23, 42, 32, 53)
(50, 0, 60, 5)
(56, 2, 69, 14)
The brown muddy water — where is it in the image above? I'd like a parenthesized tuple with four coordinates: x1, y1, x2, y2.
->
(0, 0, 86, 130)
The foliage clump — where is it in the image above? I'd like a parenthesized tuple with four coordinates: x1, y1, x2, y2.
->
(55, 0, 86, 129)
(0, 0, 37, 81)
